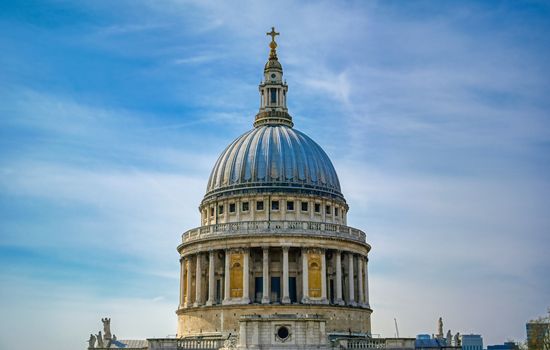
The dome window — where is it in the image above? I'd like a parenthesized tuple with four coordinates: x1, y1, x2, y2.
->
(242, 202, 249, 212)
(325, 205, 331, 215)
(314, 203, 321, 213)
(287, 201, 294, 211)
(301, 202, 308, 212)
(335, 207, 339, 217)
(256, 201, 264, 211)
(229, 203, 236, 213)
(218, 205, 224, 215)
(271, 200, 280, 211)
(210, 207, 214, 217)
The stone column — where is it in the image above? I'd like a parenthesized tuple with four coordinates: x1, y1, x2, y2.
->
(335, 250, 344, 305)
(348, 253, 356, 306)
(301, 248, 309, 303)
(364, 257, 370, 308)
(238, 321, 247, 347)
(206, 250, 215, 306)
(321, 249, 328, 303)
(282, 246, 290, 304)
(242, 249, 250, 304)
(179, 257, 185, 308)
(357, 255, 364, 306)
(193, 253, 202, 307)
(261, 247, 270, 304)
(185, 257, 192, 307)
(223, 250, 230, 304)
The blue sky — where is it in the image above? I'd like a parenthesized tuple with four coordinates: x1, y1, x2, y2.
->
(1, 1, 549, 349)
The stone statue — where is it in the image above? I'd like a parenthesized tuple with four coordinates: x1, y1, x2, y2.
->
(437, 317, 443, 338)
(454, 332, 461, 346)
(88, 334, 96, 349)
(222, 333, 237, 350)
(446, 330, 452, 345)
(96, 331, 104, 348)
(102, 318, 112, 340)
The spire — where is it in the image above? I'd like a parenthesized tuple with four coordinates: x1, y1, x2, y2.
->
(254, 27, 293, 128)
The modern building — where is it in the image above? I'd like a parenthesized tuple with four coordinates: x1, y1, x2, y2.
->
(461, 334, 483, 350)
(415, 334, 460, 350)
(487, 342, 520, 350)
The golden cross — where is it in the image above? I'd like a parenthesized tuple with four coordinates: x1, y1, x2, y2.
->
(266, 27, 279, 42)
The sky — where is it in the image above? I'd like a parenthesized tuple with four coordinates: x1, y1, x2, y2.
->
(0, 0, 549, 349)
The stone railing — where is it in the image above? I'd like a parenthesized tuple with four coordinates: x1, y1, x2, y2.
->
(148, 337, 226, 350)
(346, 338, 387, 349)
(182, 220, 366, 244)
(332, 337, 416, 349)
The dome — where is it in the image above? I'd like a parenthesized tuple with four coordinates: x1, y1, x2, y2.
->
(204, 125, 344, 201)
(264, 58, 282, 72)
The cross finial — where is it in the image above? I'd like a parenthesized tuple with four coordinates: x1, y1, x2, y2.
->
(266, 27, 280, 59)
(267, 27, 279, 42)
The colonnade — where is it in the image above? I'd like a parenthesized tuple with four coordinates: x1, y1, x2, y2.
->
(179, 247, 370, 309)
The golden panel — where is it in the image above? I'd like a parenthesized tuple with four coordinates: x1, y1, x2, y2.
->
(308, 253, 321, 298)
(230, 253, 243, 298)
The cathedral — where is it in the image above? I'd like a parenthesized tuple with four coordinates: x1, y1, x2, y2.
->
(87, 28, 398, 350)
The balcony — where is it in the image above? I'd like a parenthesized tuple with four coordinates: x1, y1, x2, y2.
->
(181, 220, 366, 244)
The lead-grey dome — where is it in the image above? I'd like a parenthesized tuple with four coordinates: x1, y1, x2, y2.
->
(205, 125, 344, 201)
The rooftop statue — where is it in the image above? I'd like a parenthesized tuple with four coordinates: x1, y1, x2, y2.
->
(454, 332, 461, 346)
(96, 331, 104, 348)
(102, 317, 112, 340)
(88, 334, 96, 349)
(437, 317, 443, 338)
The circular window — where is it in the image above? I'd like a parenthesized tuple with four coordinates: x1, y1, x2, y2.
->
(271, 73, 276, 79)
(277, 326, 289, 340)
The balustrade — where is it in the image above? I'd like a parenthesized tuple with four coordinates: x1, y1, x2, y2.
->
(181, 220, 366, 244)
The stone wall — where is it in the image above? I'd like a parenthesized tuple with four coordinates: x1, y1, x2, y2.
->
(176, 304, 371, 337)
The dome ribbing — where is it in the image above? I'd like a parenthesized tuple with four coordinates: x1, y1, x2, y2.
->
(204, 125, 343, 201)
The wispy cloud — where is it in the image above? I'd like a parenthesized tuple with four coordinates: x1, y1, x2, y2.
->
(1, 0, 549, 348)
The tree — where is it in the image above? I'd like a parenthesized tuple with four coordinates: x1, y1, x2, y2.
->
(527, 308, 550, 350)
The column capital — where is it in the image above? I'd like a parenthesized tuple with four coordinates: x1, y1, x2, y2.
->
(281, 245, 290, 252)
(307, 247, 323, 255)
(227, 248, 246, 254)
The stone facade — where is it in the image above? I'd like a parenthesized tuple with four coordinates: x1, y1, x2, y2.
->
(175, 29, 373, 347)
